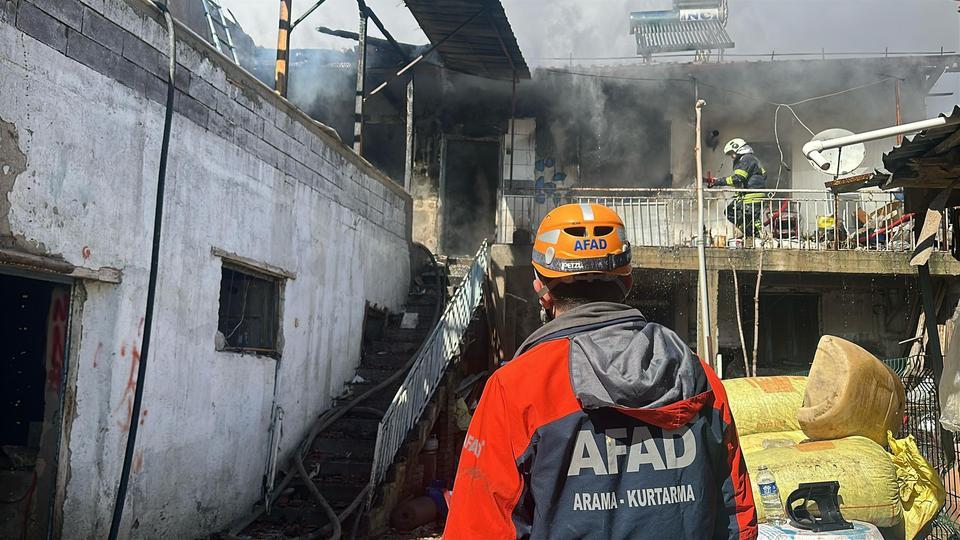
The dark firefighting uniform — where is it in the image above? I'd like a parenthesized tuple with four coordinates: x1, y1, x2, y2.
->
(445, 303, 757, 539)
(716, 153, 768, 237)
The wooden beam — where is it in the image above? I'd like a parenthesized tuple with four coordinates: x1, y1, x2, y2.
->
(927, 128, 960, 156)
(0, 248, 122, 283)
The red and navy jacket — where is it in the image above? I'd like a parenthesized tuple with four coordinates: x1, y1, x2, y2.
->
(445, 303, 757, 539)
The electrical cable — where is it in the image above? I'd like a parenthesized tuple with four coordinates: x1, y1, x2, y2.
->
(107, 1, 175, 538)
(535, 50, 956, 61)
(786, 77, 896, 106)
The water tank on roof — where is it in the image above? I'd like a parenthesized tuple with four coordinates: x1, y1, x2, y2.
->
(629, 0, 732, 59)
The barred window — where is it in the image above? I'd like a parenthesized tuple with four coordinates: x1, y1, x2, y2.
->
(217, 264, 281, 356)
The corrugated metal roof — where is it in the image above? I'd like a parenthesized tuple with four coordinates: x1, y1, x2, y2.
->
(633, 19, 734, 56)
(883, 106, 960, 172)
(863, 106, 960, 190)
(404, 0, 530, 80)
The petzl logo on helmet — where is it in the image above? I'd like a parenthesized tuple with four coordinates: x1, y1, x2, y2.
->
(574, 239, 608, 251)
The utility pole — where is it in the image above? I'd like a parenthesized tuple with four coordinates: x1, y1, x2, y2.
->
(274, 0, 292, 97)
(353, 10, 367, 154)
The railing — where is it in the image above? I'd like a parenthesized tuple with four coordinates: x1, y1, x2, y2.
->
(883, 356, 960, 538)
(368, 241, 490, 495)
(497, 188, 952, 252)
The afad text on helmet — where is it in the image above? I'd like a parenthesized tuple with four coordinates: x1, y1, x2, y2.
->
(573, 238, 608, 251)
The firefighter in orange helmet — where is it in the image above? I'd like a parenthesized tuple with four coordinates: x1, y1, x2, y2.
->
(445, 203, 757, 540)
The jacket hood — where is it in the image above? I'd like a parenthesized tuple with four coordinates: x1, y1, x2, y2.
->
(517, 302, 709, 428)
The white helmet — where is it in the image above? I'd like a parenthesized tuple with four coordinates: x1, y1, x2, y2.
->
(723, 138, 748, 155)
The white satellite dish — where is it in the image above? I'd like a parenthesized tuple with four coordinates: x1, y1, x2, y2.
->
(806, 128, 866, 176)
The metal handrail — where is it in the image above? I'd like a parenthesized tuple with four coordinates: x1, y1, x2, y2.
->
(506, 186, 888, 195)
(367, 241, 491, 496)
(496, 189, 939, 253)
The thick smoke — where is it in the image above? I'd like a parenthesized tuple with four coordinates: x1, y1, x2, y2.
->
(225, 0, 956, 67)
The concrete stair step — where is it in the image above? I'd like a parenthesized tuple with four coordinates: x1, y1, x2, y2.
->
(325, 416, 381, 440)
(365, 340, 419, 354)
(251, 505, 330, 529)
(308, 458, 372, 483)
(404, 293, 443, 307)
(382, 327, 430, 342)
(312, 437, 376, 460)
(356, 366, 399, 384)
(311, 479, 366, 505)
(402, 303, 442, 320)
(334, 390, 397, 411)
(359, 352, 409, 370)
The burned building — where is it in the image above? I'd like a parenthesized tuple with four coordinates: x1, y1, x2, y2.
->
(489, 54, 960, 374)
(3, 0, 960, 536)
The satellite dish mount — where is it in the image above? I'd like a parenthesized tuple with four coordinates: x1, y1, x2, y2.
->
(805, 128, 866, 178)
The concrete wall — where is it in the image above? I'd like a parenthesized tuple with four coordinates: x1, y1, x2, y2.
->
(0, 0, 411, 537)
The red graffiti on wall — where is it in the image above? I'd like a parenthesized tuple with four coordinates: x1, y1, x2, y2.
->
(132, 449, 144, 474)
(45, 291, 69, 394)
(114, 319, 145, 431)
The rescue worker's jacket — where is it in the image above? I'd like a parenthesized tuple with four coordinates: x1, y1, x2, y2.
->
(720, 153, 767, 204)
(445, 302, 758, 540)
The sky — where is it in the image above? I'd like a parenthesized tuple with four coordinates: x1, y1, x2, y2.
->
(223, 0, 959, 62)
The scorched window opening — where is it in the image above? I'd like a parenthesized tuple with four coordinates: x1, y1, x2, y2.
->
(217, 264, 282, 356)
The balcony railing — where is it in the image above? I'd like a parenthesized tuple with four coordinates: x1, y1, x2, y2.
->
(497, 188, 949, 252)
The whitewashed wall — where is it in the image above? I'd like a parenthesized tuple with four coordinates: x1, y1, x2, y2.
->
(0, 0, 411, 537)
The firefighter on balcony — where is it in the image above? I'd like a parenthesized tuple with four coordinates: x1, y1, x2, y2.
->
(706, 138, 768, 239)
(445, 203, 758, 539)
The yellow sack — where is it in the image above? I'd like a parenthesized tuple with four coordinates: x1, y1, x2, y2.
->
(743, 436, 903, 527)
(798, 336, 905, 446)
(725, 376, 807, 436)
(888, 432, 945, 540)
(739, 430, 807, 455)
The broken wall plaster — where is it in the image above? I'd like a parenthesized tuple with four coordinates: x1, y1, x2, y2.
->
(0, 115, 29, 250)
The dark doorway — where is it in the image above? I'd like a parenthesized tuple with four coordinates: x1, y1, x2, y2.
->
(0, 272, 69, 539)
(758, 293, 820, 374)
(441, 139, 500, 256)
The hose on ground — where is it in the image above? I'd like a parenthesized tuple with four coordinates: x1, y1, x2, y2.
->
(294, 453, 341, 540)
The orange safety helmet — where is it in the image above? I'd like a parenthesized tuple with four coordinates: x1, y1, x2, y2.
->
(532, 203, 632, 281)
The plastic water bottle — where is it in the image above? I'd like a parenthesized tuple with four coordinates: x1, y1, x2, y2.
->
(756, 465, 786, 525)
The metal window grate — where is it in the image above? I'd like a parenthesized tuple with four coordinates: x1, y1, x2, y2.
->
(217, 265, 281, 355)
(883, 356, 960, 538)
